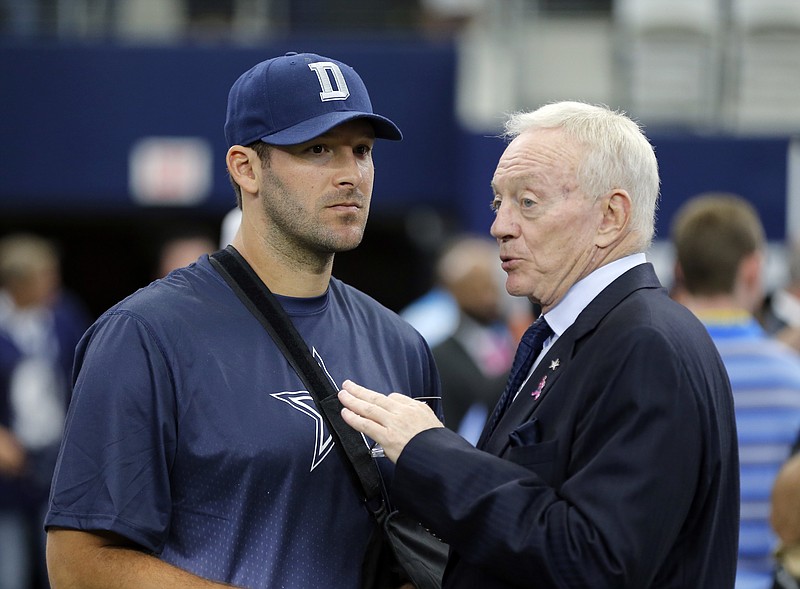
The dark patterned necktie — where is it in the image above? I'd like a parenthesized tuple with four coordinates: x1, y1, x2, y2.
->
(486, 316, 553, 434)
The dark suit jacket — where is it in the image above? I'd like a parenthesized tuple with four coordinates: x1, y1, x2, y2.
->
(392, 264, 739, 588)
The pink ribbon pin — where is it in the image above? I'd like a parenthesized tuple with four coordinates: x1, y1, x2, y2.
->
(532, 375, 547, 399)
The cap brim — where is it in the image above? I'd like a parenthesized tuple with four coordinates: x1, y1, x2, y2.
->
(260, 111, 402, 145)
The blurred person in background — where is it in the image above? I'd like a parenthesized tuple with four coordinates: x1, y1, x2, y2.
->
(430, 234, 518, 443)
(672, 193, 800, 589)
(0, 233, 91, 589)
(759, 238, 800, 353)
(400, 234, 532, 355)
(154, 230, 217, 279)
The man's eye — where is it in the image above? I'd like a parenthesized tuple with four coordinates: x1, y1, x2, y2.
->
(490, 198, 501, 213)
(309, 145, 325, 154)
(355, 145, 372, 156)
(521, 198, 535, 208)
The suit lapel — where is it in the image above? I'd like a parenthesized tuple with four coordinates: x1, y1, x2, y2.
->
(482, 337, 573, 455)
(478, 264, 664, 455)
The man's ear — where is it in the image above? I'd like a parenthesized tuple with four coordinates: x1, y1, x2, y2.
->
(226, 145, 260, 197)
(596, 189, 632, 248)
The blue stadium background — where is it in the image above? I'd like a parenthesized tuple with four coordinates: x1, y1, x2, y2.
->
(0, 26, 792, 318)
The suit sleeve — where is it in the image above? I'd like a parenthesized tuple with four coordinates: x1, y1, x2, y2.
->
(391, 328, 702, 588)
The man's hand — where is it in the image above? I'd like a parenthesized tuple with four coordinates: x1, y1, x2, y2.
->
(338, 380, 444, 463)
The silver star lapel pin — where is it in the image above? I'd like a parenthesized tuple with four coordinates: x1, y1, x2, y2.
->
(549, 358, 560, 371)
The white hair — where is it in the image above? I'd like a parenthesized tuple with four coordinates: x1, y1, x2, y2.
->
(504, 101, 660, 250)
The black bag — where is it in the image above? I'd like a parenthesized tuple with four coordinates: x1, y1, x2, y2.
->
(368, 504, 448, 589)
(210, 246, 448, 589)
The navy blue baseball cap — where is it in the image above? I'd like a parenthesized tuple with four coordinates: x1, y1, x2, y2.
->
(225, 52, 403, 147)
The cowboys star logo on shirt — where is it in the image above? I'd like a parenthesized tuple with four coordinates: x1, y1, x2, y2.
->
(270, 347, 340, 472)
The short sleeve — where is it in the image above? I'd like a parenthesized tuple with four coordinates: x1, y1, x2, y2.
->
(46, 310, 177, 553)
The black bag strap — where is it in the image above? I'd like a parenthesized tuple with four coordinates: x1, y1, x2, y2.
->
(209, 246, 384, 506)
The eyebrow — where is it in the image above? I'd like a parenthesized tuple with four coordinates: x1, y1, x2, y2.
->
(491, 172, 539, 193)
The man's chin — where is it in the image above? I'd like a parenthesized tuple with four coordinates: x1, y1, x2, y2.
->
(326, 233, 365, 254)
(504, 278, 528, 299)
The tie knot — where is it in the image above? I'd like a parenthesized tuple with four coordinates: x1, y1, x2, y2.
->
(520, 316, 553, 351)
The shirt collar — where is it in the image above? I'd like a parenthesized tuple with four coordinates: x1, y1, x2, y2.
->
(543, 253, 647, 338)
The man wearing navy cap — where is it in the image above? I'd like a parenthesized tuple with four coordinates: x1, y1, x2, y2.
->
(44, 53, 440, 589)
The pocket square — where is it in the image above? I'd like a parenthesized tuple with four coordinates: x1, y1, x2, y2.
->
(509, 417, 541, 447)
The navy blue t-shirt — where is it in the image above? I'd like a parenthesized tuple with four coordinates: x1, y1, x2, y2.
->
(46, 255, 440, 589)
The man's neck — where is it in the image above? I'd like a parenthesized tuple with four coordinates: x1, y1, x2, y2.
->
(230, 234, 333, 298)
(682, 294, 751, 320)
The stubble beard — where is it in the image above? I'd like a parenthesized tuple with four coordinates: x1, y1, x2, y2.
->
(259, 175, 368, 267)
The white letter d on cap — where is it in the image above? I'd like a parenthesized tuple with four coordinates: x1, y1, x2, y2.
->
(307, 62, 350, 102)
